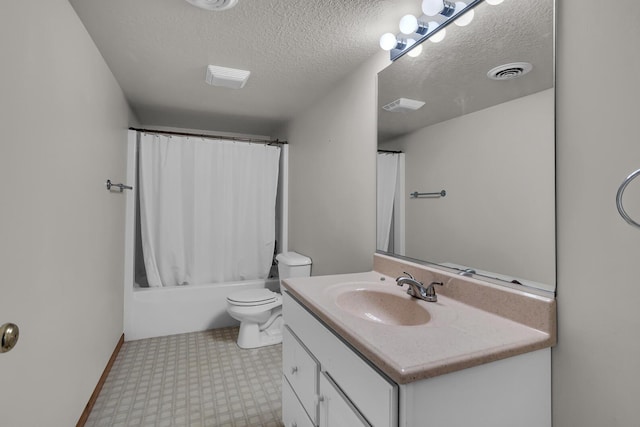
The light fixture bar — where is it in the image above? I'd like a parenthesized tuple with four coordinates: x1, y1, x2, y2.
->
(389, 0, 484, 61)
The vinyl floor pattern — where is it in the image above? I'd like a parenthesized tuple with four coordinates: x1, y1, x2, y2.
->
(86, 327, 283, 427)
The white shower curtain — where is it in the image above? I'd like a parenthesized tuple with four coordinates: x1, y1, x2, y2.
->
(138, 133, 281, 287)
(377, 152, 399, 252)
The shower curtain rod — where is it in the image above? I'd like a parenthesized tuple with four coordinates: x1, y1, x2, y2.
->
(378, 149, 402, 153)
(129, 127, 287, 145)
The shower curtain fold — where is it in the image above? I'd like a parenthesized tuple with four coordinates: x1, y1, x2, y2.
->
(138, 133, 281, 287)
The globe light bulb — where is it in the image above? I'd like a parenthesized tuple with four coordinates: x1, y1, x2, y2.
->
(486, 0, 504, 4)
(430, 28, 446, 43)
(399, 14, 419, 35)
(407, 40, 423, 57)
(380, 33, 398, 51)
(426, 21, 440, 34)
(454, 2, 475, 26)
(422, 0, 445, 16)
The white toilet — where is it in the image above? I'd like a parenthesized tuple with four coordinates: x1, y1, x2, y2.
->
(226, 251, 312, 349)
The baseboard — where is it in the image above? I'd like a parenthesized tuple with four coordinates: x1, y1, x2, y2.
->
(76, 333, 125, 427)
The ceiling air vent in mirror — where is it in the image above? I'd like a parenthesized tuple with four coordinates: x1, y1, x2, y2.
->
(185, 0, 238, 11)
(487, 62, 533, 80)
(383, 98, 425, 113)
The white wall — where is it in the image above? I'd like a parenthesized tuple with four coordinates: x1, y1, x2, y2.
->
(280, 52, 389, 275)
(0, 1, 134, 425)
(553, 0, 640, 425)
(381, 89, 555, 287)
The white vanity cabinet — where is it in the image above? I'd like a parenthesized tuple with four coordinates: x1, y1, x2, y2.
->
(282, 291, 398, 427)
(318, 372, 370, 427)
(282, 289, 551, 427)
(282, 374, 316, 427)
(398, 347, 551, 427)
(282, 326, 319, 425)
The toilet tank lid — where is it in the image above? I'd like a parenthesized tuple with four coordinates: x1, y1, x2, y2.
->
(276, 251, 312, 266)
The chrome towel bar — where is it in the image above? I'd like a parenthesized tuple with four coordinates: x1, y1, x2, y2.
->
(616, 168, 640, 230)
(106, 179, 133, 193)
(410, 190, 446, 199)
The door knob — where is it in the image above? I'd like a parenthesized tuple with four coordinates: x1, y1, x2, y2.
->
(0, 323, 19, 353)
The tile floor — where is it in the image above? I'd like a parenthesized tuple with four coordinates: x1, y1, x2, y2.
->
(86, 327, 283, 427)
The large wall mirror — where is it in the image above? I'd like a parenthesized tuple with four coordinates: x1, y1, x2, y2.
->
(377, 0, 555, 293)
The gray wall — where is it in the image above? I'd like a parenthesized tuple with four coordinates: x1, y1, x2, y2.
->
(553, 0, 640, 425)
(0, 1, 134, 424)
(281, 53, 389, 276)
(382, 89, 555, 287)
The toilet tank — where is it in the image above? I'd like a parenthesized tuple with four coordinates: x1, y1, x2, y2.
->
(276, 251, 312, 281)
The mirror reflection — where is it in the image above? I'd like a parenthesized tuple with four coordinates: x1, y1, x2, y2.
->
(377, 0, 555, 292)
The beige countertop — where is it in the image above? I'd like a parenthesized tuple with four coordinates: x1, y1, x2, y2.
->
(282, 264, 555, 385)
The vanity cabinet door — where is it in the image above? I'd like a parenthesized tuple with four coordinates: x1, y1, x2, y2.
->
(282, 376, 316, 427)
(283, 291, 397, 427)
(283, 325, 319, 424)
(319, 372, 371, 427)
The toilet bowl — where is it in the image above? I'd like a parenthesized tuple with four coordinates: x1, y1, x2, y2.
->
(226, 251, 312, 349)
(227, 288, 283, 349)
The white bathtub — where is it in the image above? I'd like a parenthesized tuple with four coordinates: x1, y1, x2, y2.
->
(125, 278, 280, 341)
(123, 132, 289, 342)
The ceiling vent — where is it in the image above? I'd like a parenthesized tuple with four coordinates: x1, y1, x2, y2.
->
(185, 0, 238, 11)
(382, 98, 425, 113)
(487, 62, 533, 80)
(206, 65, 250, 89)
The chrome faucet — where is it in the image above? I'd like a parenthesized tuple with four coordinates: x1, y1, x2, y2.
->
(396, 272, 444, 302)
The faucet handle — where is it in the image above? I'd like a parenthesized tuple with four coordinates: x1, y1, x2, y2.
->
(395, 271, 414, 287)
(425, 281, 444, 302)
(395, 271, 414, 282)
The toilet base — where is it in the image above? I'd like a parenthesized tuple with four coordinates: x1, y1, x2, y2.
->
(236, 315, 283, 349)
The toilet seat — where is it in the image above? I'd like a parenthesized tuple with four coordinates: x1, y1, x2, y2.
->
(227, 289, 278, 307)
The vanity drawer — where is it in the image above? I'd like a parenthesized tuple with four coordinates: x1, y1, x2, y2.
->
(283, 291, 398, 427)
(283, 325, 319, 424)
(282, 375, 316, 427)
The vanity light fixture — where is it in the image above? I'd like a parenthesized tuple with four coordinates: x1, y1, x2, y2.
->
(407, 39, 424, 57)
(422, 0, 456, 17)
(380, 0, 486, 61)
(430, 28, 446, 43)
(399, 14, 429, 35)
(454, 2, 475, 26)
(380, 33, 407, 51)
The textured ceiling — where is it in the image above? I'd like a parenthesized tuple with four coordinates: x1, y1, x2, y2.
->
(378, 0, 554, 142)
(69, 0, 553, 137)
(68, 0, 421, 135)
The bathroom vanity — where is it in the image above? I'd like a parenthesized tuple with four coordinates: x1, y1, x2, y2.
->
(281, 254, 556, 427)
